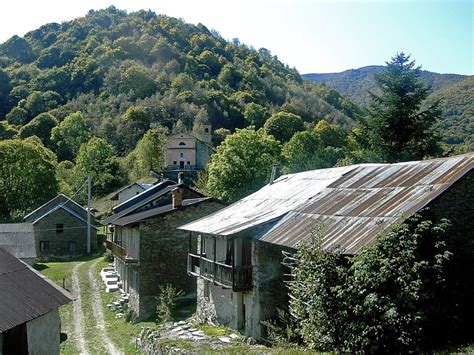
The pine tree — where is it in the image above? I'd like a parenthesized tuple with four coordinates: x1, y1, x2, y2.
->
(361, 53, 441, 162)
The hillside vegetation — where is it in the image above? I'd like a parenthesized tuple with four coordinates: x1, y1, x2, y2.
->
(304, 67, 473, 148)
(0, 6, 358, 155)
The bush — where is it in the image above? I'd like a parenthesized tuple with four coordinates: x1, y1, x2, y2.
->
(286, 215, 453, 352)
(155, 284, 184, 323)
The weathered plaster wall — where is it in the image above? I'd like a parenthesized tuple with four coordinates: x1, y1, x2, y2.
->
(26, 309, 61, 355)
(33, 208, 97, 258)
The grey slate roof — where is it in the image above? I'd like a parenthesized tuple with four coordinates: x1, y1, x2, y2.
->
(112, 197, 212, 226)
(0, 248, 73, 332)
(0, 223, 36, 259)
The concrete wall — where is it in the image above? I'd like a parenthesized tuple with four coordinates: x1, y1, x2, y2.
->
(26, 309, 61, 355)
(33, 208, 97, 258)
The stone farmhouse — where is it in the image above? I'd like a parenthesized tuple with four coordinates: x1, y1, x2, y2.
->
(0, 248, 73, 354)
(23, 194, 97, 258)
(179, 153, 473, 340)
(103, 175, 225, 320)
(0, 223, 36, 265)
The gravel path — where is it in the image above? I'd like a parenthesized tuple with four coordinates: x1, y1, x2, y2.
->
(71, 262, 89, 355)
(88, 261, 122, 355)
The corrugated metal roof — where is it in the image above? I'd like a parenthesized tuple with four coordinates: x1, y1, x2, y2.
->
(112, 197, 212, 226)
(0, 223, 36, 259)
(260, 153, 473, 254)
(0, 248, 73, 332)
(178, 166, 356, 236)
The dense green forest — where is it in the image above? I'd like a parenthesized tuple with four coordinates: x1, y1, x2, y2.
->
(0, 7, 364, 219)
(304, 67, 473, 149)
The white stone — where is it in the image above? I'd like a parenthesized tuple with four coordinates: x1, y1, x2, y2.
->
(218, 336, 231, 343)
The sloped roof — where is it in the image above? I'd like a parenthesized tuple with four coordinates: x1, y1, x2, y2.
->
(260, 153, 473, 254)
(30, 205, 99, 229)
(0, 248, 73, 332)
(108, 182, 153, 201)
(112, 197, 213, 226)
(0, 223, 36, 259)
(179, 166, 355, 236)
(23, 194, 88, 222)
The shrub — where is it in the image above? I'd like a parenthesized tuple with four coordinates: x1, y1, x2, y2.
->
(286, 215, 453, 352)
(155, 284, 184, 323)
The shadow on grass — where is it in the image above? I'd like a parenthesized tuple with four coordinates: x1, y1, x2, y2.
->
(173, 298, 197, 321)
(33, 263, 49, 271)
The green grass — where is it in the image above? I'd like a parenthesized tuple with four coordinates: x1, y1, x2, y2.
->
(194, 323, 233, 337)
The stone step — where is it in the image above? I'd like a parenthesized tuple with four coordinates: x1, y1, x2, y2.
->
(106, 277, 119, 285)
(106, 286, 119, 293)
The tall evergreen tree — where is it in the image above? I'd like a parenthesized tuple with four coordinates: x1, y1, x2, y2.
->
(361, 53, 441, 162)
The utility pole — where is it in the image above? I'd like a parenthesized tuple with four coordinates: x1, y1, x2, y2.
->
(87, 175, 91, 254)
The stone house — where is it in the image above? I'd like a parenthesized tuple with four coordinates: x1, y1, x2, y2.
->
(23, 194, 97, 258)
(179, 153, 473, 340)
(0, 223, 36, 265)
(0, 248, 73, 355)
(103, 177, 226, 320)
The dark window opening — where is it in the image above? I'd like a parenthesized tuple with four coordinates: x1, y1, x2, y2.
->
(40, 241, 50, 252)
(179, 142, 186, 146)
(179, 161, 185, 169)
(173, 161, 177, 165)
(187, 161, 191, 165)
(205, 128, 209, 133)
(180, 153, 184, 157)
(68, 241, 77, 253)
(56, 223, 64, 233)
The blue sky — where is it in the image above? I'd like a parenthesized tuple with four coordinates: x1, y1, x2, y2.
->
(0, 0, 472, 74)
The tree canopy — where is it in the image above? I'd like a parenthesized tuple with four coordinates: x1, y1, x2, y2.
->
(359, 53, 442, 162)
(0, 139, 59, 221)
(206, 127, 281, 201)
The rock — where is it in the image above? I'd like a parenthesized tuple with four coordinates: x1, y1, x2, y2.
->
(229, 333, 240, 339)
(177, 320, 187, 326)
(218, 336, 231, 343)
(246, 337, 257, 345)
(180, 324, 191, 330)
(170, 326, 182, 333)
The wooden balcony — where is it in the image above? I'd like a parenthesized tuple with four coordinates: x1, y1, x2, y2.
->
(105, 240, 138, 264)
(187, 253, 252, 292)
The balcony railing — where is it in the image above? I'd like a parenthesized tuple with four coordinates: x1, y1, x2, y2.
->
(105, 240, 138, 263)
(188, 253, 252, 292)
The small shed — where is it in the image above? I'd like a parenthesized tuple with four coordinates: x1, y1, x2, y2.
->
(0, 248, 73, 354)
(0, 223, 36, 265)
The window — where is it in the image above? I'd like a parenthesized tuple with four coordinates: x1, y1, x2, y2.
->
(205, 127, 209, 133)
(40, 241, 50, 252)
(179, 161, 185, 169)
(68, 241, 77, 253)
(179, 141, 186, 146)
(187, 161, 191, 165)
(180, 152, 184, 157)
(173, 161, 177, 165)
(56, 223, 64, 233)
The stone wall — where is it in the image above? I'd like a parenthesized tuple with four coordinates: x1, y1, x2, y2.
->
(33, 208, 97, 258)
(250, 239, 293, 340)
(134, 201, 225, 319)
(26, 309, 61, 355)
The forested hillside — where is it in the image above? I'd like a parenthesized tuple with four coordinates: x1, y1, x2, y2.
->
(304, 67, 473, 148)
(0, 7, 363, 220)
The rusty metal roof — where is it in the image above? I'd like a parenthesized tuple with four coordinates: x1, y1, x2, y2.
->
(260, 153, 473, 254)
(0, 248, 73, 332)
(179, 166, 356, 235)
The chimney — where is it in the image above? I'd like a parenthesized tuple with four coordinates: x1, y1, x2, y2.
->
(178, 171, 184, 185)
(269, 164, 277, 184)
(172, 187, 183, 209)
